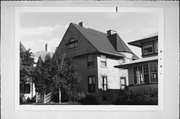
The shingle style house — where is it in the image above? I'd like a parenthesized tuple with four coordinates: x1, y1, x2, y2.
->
(115, 32, 158, 93)
(54, 22, 138, 103)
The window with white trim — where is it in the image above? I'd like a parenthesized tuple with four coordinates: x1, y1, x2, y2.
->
(120, 77, 126, 90)
(100, 55, 107, 67)
(154, 40, 158, 53)
(102, 76, 108, 91)
(143, 42, 153, 55)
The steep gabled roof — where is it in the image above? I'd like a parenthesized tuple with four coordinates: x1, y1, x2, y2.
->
(71, 23, 138, 59)
(72, 23, 123, 57)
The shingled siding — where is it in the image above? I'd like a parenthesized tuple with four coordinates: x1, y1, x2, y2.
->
(72, 55, 98, 95)
(54, 23, 97, 59)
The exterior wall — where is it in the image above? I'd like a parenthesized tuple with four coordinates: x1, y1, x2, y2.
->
(96, 55, 129, 103)
(54, 24, 97, 59)
(97, 55, 128, 90)
(72, 55, 98, 96)
(120, 52, 133, 63)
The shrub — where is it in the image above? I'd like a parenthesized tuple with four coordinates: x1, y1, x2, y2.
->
(78, 95, 99, 105)
(113, 88, 158, 105)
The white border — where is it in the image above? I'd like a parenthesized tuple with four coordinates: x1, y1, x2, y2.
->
(15, 7, 164, 111)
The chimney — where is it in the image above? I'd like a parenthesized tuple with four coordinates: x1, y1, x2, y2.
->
(45, 44, 48, 51)
(107, 30, 118, 51)
(107, 30, 117, 36)
(79, 22, 83, 27)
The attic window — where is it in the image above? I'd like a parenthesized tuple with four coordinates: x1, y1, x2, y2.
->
(65, 38, 78, 50)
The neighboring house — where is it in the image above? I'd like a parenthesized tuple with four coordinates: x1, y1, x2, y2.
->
(115, 33, 158, 93)
(54, 22, 138, 103)
(20, 42, 35, 101)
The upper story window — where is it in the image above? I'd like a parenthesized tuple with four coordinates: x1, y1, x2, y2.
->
(142, 40, 158, 56)
(142, 42, 153, 55)
(100, 55, 107, 67)
(87, 55, 95, 67)
(65, 38, 78, 50)
(154, 40, 158, 53)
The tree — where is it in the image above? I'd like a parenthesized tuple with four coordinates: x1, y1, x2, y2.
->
(51, 54, 81, 103)
(20, 49, 34, 85)
(33, 55, 52, 100)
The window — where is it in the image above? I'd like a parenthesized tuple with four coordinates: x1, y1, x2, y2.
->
(133, 62, 158, 85)
(88, 76, 96, 93)
(138, 65, 144, 84)
(143, 64, 150, 84)
(65, 38, 78, 50)
(87, 55, 95, 67)
(133, 67, 138, 84)
(120, 77, 126, 90)
(143, 42, 153, 55)
(20, 83, 30, 94)
(134, 65, 143, 85)
(154, 40, 158, 53)
(133, 65, 144, 85)
(102, 76, 108, 91)
(150, 62, 158, 83)
(101, 55, 107, 67)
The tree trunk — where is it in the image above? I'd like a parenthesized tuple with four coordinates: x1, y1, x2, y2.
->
(59, 87, 61, 103)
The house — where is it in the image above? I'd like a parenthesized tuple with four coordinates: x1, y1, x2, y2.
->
(54, 22, 138, 103)
(115, 33, 158, 93)
(20, 42, 35, 102)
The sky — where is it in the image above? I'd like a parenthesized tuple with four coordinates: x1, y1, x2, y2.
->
(19, 12, 158, 58)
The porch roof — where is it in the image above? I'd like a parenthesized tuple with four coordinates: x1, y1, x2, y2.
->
(114, 56, 158, 69)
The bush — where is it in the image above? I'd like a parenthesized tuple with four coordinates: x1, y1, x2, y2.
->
(78, 95, 99, 105)
(113, 88, 158, 105)
(26, 96, 36, 103)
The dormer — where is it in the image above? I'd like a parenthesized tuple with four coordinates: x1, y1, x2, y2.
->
(128, 33, 158, 58)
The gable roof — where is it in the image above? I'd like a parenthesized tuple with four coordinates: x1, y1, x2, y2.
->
(71, 23, 138, 59)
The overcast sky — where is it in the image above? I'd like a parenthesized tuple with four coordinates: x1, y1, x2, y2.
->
(20, 12, 158, 57)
